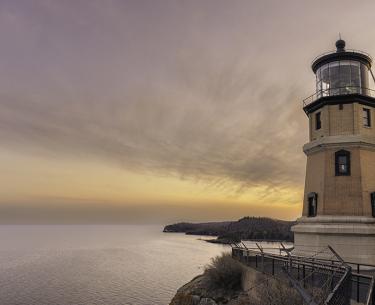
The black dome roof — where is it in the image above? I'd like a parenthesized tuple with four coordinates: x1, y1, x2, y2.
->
(311, 40, 372, 73)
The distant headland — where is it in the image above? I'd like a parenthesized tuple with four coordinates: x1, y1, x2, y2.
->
(163, 217, 295, 244)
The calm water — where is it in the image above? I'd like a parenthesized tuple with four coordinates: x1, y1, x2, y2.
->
(0, 225, 229, 305)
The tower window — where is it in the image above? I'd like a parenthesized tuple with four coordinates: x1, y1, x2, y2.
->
(363, 108, 371, 127)
(371, 193, 375, 217)
(316, 112, 321, 130)
(307, 192, 318, 217)
(335, 150, 351, 176)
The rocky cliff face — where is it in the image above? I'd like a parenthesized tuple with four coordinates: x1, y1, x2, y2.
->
(169, 271, 255, 305)
(169, 266, 302, 305)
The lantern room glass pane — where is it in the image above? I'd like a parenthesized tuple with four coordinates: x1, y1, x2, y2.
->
(348, 61, 360, 94)
(321, 64, 330, 95)
(329, 61, 340, 95)
(316, 68, 322, 97)
(339, 61, 352, 93)
(361, 63, 370, 94)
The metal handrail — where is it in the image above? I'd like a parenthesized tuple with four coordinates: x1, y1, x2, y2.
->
(232, 244, 375, 270)
(302, 86, 375, 107)
(311, 49, 373, 65)
(366, 276, 375, 305)
(232, 246, 347, 273)
(232, 245, 373, 305)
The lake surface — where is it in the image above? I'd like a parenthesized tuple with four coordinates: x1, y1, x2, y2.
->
(0, 225, 230, 305)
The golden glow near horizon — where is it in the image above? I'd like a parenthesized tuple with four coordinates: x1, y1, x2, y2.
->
(0, 149, 302, 221)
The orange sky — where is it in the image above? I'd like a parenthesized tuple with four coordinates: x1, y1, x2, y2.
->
(1, 0, 375, 223)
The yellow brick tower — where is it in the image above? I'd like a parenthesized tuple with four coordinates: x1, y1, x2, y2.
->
(292, 39, 375, 264)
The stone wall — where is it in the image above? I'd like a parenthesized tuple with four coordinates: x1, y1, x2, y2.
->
(302, 146, 375, 217)
(309, 102, 375, 141)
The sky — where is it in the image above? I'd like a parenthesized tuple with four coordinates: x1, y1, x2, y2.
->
(1, 0, 375, 224)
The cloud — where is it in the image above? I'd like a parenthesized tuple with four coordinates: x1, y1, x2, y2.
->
(0, 45, 307, 195)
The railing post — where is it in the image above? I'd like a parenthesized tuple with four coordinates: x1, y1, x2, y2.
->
(289, 255, 292, 273)
(272, 258, 275, 275)
(280, 242, 292, 273)
(357, 264, 360, 303)
(297, 262, 300, 280)
(262, 252, 265, 273)
(256, 243, 264, 273)
(241, 241, 249, 265)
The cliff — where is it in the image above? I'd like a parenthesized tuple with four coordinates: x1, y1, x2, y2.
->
(169, 274, 249, 305)
(164, 217, 295, 243)
(170, 265, 303, 305)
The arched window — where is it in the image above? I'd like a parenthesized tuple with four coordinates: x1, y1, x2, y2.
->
(308, 192, 318, 217)
(335, 150, 351, 176)
(371, 192, 375, 217)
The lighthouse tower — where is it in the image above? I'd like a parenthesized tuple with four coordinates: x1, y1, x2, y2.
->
(292, 39, 375, 265)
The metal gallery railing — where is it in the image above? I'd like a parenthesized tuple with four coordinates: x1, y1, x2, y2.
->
(302, 86, 375, 108)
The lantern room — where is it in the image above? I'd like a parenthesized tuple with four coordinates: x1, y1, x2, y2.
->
(312, 39, 372, 98)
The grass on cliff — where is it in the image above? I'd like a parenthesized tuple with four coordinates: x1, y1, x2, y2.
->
(252, 275, 303, 305)
(204, 252, 244, 291)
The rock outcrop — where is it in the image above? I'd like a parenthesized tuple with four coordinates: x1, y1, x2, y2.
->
(169, 265, 303, 305)
(169, 274, 249, 305)
(169, 262, 272, 305)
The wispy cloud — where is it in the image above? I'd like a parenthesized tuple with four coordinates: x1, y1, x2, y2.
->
(0, 49, 306, 195)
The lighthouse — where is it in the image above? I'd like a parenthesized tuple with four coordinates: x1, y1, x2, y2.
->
(292, 39, 375, 265)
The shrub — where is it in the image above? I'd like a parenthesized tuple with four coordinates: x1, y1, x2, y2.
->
(204, 253, 244, 290)
(253, 274, 303, 305)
